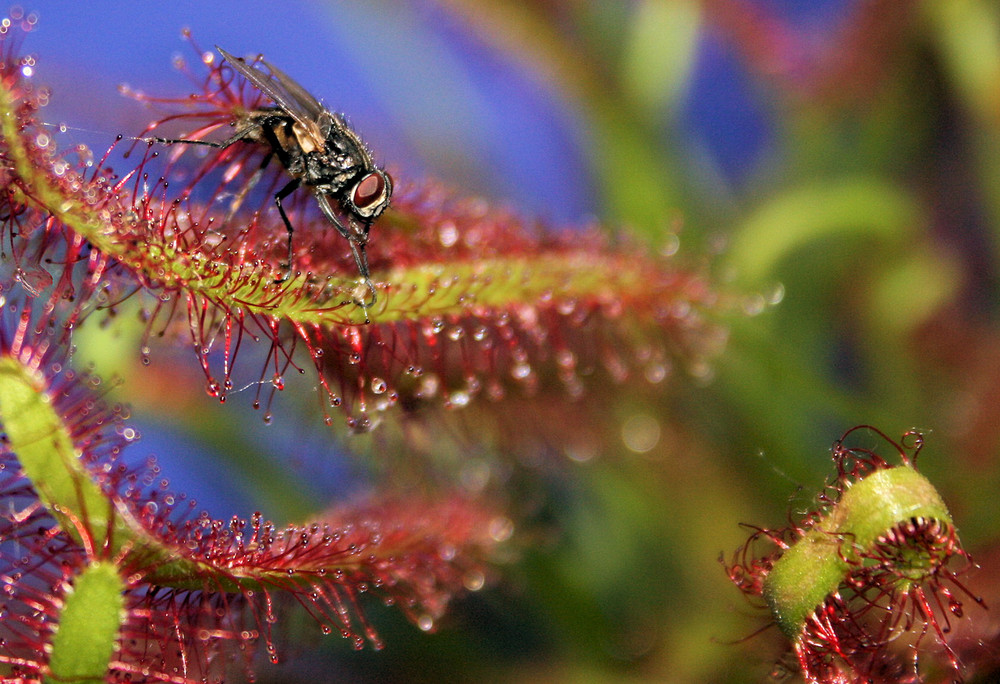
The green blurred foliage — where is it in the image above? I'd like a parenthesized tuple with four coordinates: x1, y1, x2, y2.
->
(385, 1, 1000, 681)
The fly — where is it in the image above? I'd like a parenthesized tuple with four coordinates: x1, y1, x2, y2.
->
(153, 46, 392, 306)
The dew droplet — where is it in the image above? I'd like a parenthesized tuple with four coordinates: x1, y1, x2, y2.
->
(565, 442, 598, 463)
(644, 362, 669, 384)
(463, 571, 486, 591)
(621, 414, 661, 454)
(370, 377, 387, 394)
(446, 390, 470, 408)
(489, 516, 515, 542)
(416, 374, 440, 398)
(348, 413, 377, 434)
(742, 294, 767, 316)
(438, 220, 459, 247)
(659, 232, 681, 257)
(557, 298, 578, 316)
(766, 282, 785, 305)
(510, 361, 532, 380)
(555, 349, 576, 370)
(688, 360, 715, 383)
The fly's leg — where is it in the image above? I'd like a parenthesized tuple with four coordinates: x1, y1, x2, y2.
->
(149, 120, 263, 149)
(347, 240, 377, 310)
(149, 120, 303, 284)
(149, 136, 223, 148)
(315, 192, 377, 311)
(226, 151, 273, 220)
(149, 130, 270, 220)
(273, 177, 301, 283)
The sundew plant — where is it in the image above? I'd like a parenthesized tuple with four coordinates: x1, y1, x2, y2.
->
(3, 2, 1000, 683)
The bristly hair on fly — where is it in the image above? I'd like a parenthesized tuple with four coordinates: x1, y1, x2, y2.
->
(135, 42, 392, 309)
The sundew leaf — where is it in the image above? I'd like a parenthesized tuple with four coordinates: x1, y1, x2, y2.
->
(0, 44, 744, 434)
(0, 356, 117, 549)
(47, 561, 125, 684)
(763, 464, 953, 641)
(0, 297, 507, 673)
(727, 427, 982, 682)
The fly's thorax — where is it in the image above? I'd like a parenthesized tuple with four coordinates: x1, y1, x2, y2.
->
(302, 153, 360, 191)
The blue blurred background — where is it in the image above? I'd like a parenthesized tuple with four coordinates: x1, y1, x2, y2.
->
(32, 1, 596, 222)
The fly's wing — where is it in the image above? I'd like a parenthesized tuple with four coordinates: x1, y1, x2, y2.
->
(217, 46, 327, 147)
(260, 56, 354, 139)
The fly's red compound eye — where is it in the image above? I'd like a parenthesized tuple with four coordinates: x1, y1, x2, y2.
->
(352, 172, 386, 211)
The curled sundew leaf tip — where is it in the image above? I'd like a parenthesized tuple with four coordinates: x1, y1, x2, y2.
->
(727, 426, 984, 683)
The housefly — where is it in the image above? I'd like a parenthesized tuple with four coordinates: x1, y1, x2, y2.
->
(154, 46, 392, 305)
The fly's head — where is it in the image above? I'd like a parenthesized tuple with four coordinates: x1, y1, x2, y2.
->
(343, 168, 392, 244)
